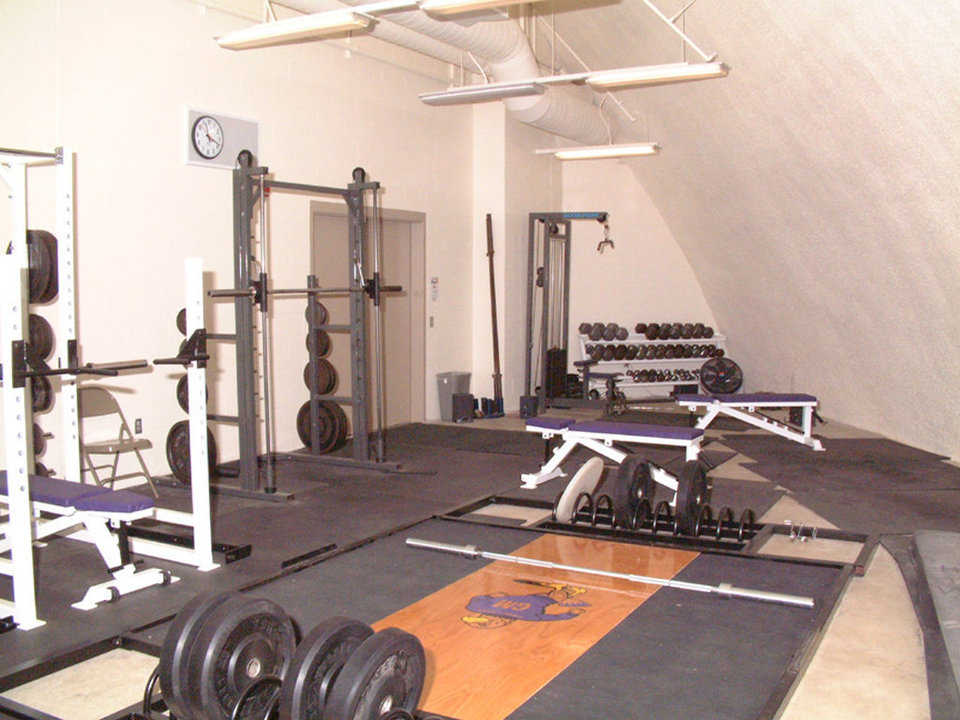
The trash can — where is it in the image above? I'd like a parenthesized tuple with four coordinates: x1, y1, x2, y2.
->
(437, 371, 471, 421)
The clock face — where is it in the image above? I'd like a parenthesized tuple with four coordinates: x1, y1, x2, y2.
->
(192, 115, 224, 159)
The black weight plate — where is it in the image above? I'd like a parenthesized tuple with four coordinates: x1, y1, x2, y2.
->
(700, 357, 743, 394)
(615, 326, 628, 341)
(176, 375, 210, 413)
(323, 628, 426, 720)
(159, 591, 239, 720)
(165, 420, 218, 484)
(675, 461, 710, 535)
(39, 231, 58, 303)
(278, 617, 374, 720)
(303, 359, 337, 395)
(31, 375, 53, 413)
(32, 423, 46, 456)
(297, 401, 348, 453)
(189, 595, 296, 720)
(611, 454, 654, 528)
(33, 461, 52, 477)
(28, 314, 54, 359)
(176, 308, 187, 335)
(305, 299, 329, 327)
(24, 230, 56, 304)
(306, 329, 331, 358)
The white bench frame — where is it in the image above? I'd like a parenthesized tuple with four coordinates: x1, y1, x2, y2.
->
(677, 396, 825, 451)
(521, 423, 702, 489)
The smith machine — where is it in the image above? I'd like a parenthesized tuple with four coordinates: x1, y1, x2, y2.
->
(523, 211, 609, 413)
(178, 151, 401, 501)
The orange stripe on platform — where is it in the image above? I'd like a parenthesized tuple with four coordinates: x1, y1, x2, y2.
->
(373, 535, 698, 720)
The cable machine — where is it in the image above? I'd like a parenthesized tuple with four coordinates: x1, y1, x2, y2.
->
(524, 211, 608, 412)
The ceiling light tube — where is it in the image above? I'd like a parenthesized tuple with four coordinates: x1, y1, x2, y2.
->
(535, 143, 661, 160)
(419, 0, 536, 16)
(217, 10, 372, 50)
(586, 62, 729, 89)
(420, 83, 545, 105)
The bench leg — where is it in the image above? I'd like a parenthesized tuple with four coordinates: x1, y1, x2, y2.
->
(71, 566, 178, 611)
(521, 438, 578, 489)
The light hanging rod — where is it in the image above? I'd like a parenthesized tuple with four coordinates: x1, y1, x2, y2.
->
(535, 142, 661, 160)
(587, 61, 729, 89)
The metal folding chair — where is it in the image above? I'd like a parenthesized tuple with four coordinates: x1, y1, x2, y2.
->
(79, 386, 158, 498)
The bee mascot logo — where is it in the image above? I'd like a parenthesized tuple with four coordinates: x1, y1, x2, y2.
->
(461, 580, 590, 629)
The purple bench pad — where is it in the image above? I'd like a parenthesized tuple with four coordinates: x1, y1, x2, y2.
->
(0, 471, 153, 513)
(676, 393, 817, 404)
(569, 421, 703, 441)
(526, 417, 576, 431)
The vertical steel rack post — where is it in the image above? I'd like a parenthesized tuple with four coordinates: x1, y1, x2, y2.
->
(230, 155, 393, 495)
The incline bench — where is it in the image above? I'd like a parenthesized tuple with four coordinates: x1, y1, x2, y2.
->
(0, 472, 177, 610)
(675, 393, 825, 451)
(521, 417, 704, 489)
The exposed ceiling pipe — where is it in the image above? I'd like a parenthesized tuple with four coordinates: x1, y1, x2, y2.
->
(281, 0, 609, 144)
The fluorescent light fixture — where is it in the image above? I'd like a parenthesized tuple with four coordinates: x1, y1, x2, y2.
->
(419, 0, 535, 15)
(535, 142, 661, 160)
(586, 62, 729, 89)
(420, 82, 545, 106)
(217, 10, 372, 50)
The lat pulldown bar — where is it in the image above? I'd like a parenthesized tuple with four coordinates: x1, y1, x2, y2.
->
(405, 538, 815, 609)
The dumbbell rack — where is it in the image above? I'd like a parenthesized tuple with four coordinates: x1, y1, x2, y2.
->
(578, 332, 727, 395)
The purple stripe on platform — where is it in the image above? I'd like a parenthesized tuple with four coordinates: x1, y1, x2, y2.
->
(569, 421, 703, 441)
(526, 417, 575, 431)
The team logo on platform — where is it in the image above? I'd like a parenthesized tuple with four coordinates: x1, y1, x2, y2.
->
(461, 579, 590, 629)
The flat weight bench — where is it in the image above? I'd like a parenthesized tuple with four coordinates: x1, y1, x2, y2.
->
(0, 472, 178, 610)
(675, 393, 825, 452)
(520, 417, 704, 489)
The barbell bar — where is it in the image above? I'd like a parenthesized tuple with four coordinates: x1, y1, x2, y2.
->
(405, 538, 815, 609)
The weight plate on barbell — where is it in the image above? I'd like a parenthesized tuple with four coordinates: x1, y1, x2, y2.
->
(700, 357, 743, 394)
(188, 594, 297, 720)
(305, 299, 329, 327)
(31, 375, 53, 414)
(28, 313, 54, 360)
(278, 617, 374, 720)
(176, 375, 209, 414)
(303, 359, 338, 395)
(160, 592, 239, 720)
(323, 628, 426, 720)
(611, 454, 654, 528)
(165, 420, 218, 484)
(296, 401, 348, 453)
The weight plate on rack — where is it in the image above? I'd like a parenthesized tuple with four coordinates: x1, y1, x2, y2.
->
(323, 628, 426, 720)
(188, 595, 297, 720)
(675, 461, 710, 535)
(700, 357, 743, 394)
(278, 617, 374, 720)
(28, 313, 54, 359)
(165, 420, 218, 484)
(305, 299, 329, 327)
(306, 329, 331, 358)
(303, 359, 338, 395)
(296, 401, 348, 453)
(32, 422, 46, 456)
(176, 308, 188, 335)
(160, 592, 239, 720)
(176, 375, 209, 414)
(611, 454, 654, 528)
(24, 230, 58, 304)
(31, 375, 53, 414)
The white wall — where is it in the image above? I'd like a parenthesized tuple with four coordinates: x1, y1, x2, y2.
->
(0, 0, 473, 475)
(561, 160, 715, 366)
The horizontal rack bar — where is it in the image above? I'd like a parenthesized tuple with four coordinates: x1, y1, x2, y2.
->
(265, 180, 348, 197)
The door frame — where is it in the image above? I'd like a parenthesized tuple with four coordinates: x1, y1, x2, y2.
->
(310, 201, 426, 423)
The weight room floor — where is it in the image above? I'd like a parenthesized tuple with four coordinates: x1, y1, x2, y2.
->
(2, 406, 958, 719)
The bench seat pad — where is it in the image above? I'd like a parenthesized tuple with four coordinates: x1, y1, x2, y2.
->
(569, 421, 703, 441)
(676, 393, 817, 404)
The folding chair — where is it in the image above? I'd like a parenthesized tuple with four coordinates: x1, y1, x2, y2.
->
(79, 386, 158, 497)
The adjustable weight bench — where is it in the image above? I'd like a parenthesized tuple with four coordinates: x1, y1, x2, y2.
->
(0, 472, 177, 610)
(520, 417, 704, 489)
(675, 393, 825, 451)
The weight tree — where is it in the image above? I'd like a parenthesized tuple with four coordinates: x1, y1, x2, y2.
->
(224, 152, 399, 496)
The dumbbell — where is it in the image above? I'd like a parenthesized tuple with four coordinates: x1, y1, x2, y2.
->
(635, 323, 647, 334)
(692, 323, 705, 338)
(625, 344, 638, 360)
(703, 325, 715, 338)
(602, 345, 616, 361)
(589, 323, 605, 341)
(645, 323, 660, 341)
(578, 322, 592, 335)
(603, 323, 618, 341)
(614, 344, 627, 360)
(616, 326, 628, 341)
(681, 323, 694, 339)
(670, 323, 682, 339)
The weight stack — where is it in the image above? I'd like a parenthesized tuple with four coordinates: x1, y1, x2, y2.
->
(545, 348, 567, 399)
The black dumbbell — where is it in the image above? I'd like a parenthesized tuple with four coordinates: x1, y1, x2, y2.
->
(603, 323, 618, 341)
(614, 344, 627, 360)
(616, 326, 628, 341)
(578, 322, 592, 335)
(602, 345, 616, 361)
(625, 345, 638, 360)
(635, 323, 647, 334)
(590, 323, 605, 341)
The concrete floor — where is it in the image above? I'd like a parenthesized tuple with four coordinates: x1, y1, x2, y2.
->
(0, 409, 936, 719)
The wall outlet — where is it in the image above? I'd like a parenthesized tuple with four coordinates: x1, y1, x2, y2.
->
(135, 419, 142, 433)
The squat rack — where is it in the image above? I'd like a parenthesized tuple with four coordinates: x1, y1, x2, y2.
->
(221, 152, 399, 497)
